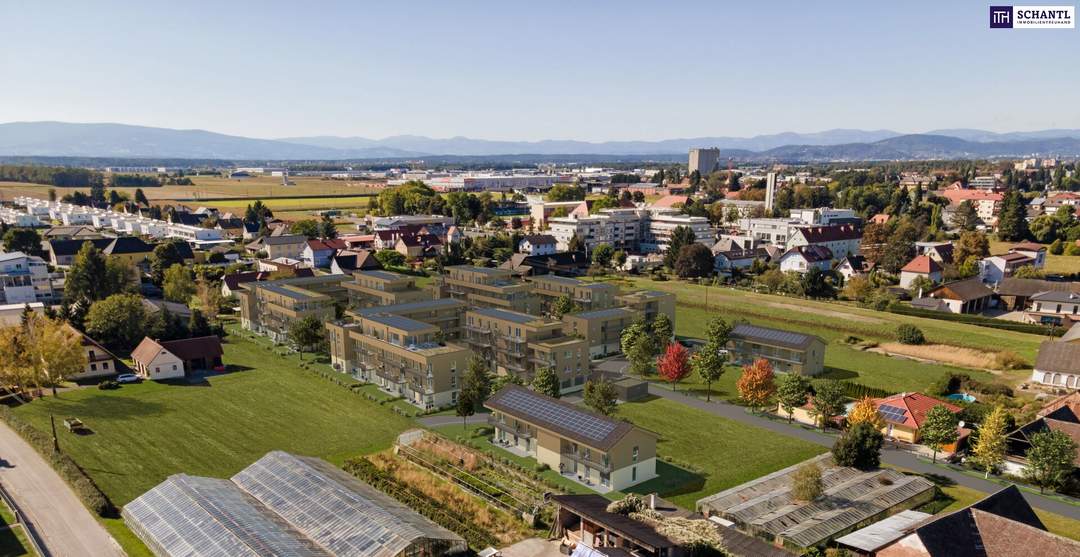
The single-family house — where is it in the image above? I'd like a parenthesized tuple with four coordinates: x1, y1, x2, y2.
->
(131, 335, 224, 380)
(873, 392, 964, 449)
(778, 245, 833, 274)
(1004, 392, 1080, 475)
(981, 252, 1037, 283)
(69, 326, 121, 380)
(899, 255, 943, 289)
(518, 234, 558, 256)
(920, 277, 994, 314)
(834, 254, 873, 282)
(1026, 290, 1080, 326)
(1032, 340, 1080, 389)
(915, 241, 955, 265)
(330, 249, 382, 274)
(395, 233, 442, 259)
(713, 247, 769, 275)
(995, 277, 1080, 311)
(301, 238, 346, 268)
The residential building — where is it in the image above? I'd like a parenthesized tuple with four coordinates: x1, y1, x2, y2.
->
(874, 486, 1079, 557)
(442, 265, 534, 312)
(0, 302, 43, 326)
(253, 234, 307, 260)
(343, 269, 431, 309)
(615, 290, 675, 326)
(518, 234, 558, 256)
(688, 148, 720, 175)
(500, 251, 591, 277)
(995, 277, 1080, 311)
(561, 307, 637, 357)
(940, 189, 1002, 225)
(530, 200, 590, 229)
(301, 238, 346, 268)
(641, 211, 713, 253)
(834, 254, 873, 282)
(915, 241, 955, 265)
(787, 224, 862, 258)
(1026, 290, 1080, 326)
(348, 298, 467, 340)
(394, 233, 442, 259)
(727, 323, 826, 375)
(916, 277, 995, 314)
(131, 336, 224, 380)
(548, 209, 641, 252)
(1032, 340, 1080, 389)
(530, 274, 618, 313)
(326, 312, 470, 410)
(778, 245, 834, 274)
(981, 251, 1039, 283)
(70, 326, 120, 380)
(899, 255, 943, 289)
(486, 384, 658, 491)
(1005, 392, 1080, 475)
(330, 249, 382, 275)
(0, 251, 56, 304)
(873, 392, 963, 447)
(464, 307, 590, 391)
(236, 275, 350, 342)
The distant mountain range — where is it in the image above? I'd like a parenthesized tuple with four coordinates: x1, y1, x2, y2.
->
(4, 121, 1080, 162)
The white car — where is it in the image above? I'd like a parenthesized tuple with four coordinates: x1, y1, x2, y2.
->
(116, 373, 140, 384)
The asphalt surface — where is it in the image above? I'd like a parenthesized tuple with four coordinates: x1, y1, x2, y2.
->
(0, 422, 124, 557)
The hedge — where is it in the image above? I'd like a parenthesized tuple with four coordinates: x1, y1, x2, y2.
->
(833, 380, 894, 400)
(0, 405, 114, 516)
(888, 304, 1063, 336)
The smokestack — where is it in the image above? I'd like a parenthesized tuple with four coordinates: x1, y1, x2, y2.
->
(765, 172, 777, 213)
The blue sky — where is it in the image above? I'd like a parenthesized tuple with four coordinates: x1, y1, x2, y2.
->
(2, 0, 1078, 141)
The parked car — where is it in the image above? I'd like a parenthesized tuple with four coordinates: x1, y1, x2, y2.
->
(116, 373, 140, 384)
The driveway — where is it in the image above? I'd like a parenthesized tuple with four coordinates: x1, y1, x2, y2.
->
(0, 422, 124, 556)
(645, 385, 1080, 520)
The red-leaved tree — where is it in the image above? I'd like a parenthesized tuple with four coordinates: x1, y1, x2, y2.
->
(657, 342, 691, 391)
(736, 358, 776, 412)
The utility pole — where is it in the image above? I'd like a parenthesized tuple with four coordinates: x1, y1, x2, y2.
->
(50, 414, 59, 453)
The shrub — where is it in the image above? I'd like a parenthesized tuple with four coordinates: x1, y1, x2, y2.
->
(535, 463, 550, 472)
(97, 380, 119, 390)
(1068, 243, 1080, 256)
(791, 462, 823, 502)
(992, 351, 1027, 371)
(895, 324, 925, 345)
(832, 422, 883, 470)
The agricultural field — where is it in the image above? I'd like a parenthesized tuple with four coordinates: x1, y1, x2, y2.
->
(11, 332, 414, 507)
(622, 277, 1040, 395)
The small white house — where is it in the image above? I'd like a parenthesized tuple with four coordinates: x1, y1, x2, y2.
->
(131, 337, 185, 380)
(899, 255, 943, 288)
(518, 234, 558, 256)
(778, 245, 833, 274)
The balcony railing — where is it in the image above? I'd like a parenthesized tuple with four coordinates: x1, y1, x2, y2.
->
(488, 416, 533, 438)
(561, 451, 612, 472)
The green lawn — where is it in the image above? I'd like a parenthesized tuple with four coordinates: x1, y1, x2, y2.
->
(11, 333, 415, 507)
(616, 397, 825, 509)
(0, 502, 32, 556)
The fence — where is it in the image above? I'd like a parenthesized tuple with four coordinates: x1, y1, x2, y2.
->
(0, 480, 49, 557)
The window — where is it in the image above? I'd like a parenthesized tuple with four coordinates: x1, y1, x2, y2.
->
(90, 363, 97, 371)
(632, 466, 637, 482)
(632, 446, 639, 462)
(103, 362, 109, 370)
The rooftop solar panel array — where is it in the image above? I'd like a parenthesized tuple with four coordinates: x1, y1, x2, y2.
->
(496, 387, 618, 444)
(732, 324, 817, 349)
(878, 404, 908, 424)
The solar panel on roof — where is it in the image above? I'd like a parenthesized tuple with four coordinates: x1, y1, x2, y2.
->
(498, 389, 617, 443)
(733, 324, 810, 347)
(878, 404, 907, 423)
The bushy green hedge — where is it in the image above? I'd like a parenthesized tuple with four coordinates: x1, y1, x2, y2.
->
(0, 405, 114, 516)
(833, 380, 894, 400)
(895, 324, 926, 345)
(888, 304, 1064, 336)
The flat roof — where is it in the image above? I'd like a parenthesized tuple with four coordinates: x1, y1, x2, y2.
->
(259, 283, 325, 300)
(470, 307, 548, 326)
(447, 265, 509, 276)
(362, 312, 434, 333)
(355, 270, 410, 281)
(356, 298, 461, 316)
(572, 307, 637, 320)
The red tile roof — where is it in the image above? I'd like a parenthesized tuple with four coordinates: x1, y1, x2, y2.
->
(942, 189, 1003, 203)
(306, 239, 347, 251)
(650, 195, 689, 209)
(873, 392, 960, 429)
(901, 255, 943, 274)
(793, 224, 861, 243)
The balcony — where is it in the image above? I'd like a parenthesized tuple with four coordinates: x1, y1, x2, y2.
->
(561, 450, 613, 473)
(488, 416, 533, 438)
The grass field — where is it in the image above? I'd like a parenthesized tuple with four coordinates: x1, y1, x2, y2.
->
(11, 333, 414, 507)
(0, 502, 33, 556)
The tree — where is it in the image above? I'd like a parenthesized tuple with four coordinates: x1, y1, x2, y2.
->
(971, 405, 1009, 478)
(546, 184, 586, 202)
(657, 342, 691, 391)
(455, 388, 475, 429)
(621, 321, 656, 377)
(775, 373, 811, 422)
(791, 462, 823, 502)
(531, 366, 561, 398)
(921, 405, 959, 463)
(374, 249, 406, 268)
(690, 317, 732, 401)
(847, 397, 885, 430)
(674, 243, 714, 278)
(950, 200, 980, 231)
(288, 315, 324, 360)
(19, 314, 87, 396)
(134, 188, 149, 207)
(896, 323, 925, 345)
(290, 219, 321, 239)
(663, 226, 697, 268)
(195, 276, 224, 321)
(2, 228, 42, 256)
(841, 275, 874, 304)
(583, 379, 618, 416)
(1023, 429, 1079, 493)
(736, 358, 775, 411)
(244, 200, 273, 224)
(150, 240, 188, 285)
(996, 189, 1030, 241)
(163, 264, 196, 303)
(832, 422, 884, 470)
(613, 250, 628, 270)
(318, 214, 338, 239)
(811, 379, 845, 430)
(800, 267, 836, 299)
(462, 355, 492, 410)
(651, 313, 673, 350)
(592, 243, 615, 269)
(550, 294, 579, 319)
(187, 309, 212, 338)
(84, 293, 149, 351)
(954, 231, 990, 264)
(65, 242, 110, 303)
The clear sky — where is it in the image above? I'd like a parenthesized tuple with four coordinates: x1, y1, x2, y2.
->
(2, 0, 1078, 141)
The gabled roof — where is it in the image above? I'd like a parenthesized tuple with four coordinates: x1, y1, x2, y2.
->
(730, 323, 823, 350)
(46, 238, 113, 257)
(131, 337, 167, 365)
(872, 392, 959, 429)
(333, 250, 382, 272)
(928, 277, 994, 302)
(781, 244, 834, 263)
(926, 243, 954, 263)
(901, 255, 942, 274)
(1031, 290, 1080, 303)
(1035, 340, 1080, 375)
(548, 495, 674, 551)
(263, 234, 307, 246)
(222, 271, 261, 291)
(1011, 241, 1047, 253)
(485, 384, 643, 451)
(103, 236, 154, 255)
(650, 195, 689, 209)
(990, 251, 1035, 264)
(160, 336, 223, 361)
(521, 234, 557, 246)
(306, 238, 346, 252)
(792, 223, 861, 243)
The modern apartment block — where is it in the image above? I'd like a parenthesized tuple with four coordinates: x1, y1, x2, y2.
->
(641, 210, 714, 253)
(442, 265, 534, 313)
(464, 307, 590, 392)
(727, 323, 826, 376)
(346, 298, 467, 340)
(343, 269, 432, 309)
(486, 384, 658, 491)
(530, 274, 618, 314)
(548, 209, 642, 252)
(326, 311, 470, 410)
(0, 251, 57, 304)
(615, 290, 676, 325)
(236, 274, 350, 342)
(561, 307, 638, 358)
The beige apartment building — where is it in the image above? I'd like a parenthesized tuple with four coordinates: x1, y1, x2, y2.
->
(561, 307, 638, 357)
(530, 275, 618, 314)
(326, 312, 470, 410)
(486, 384, 658, 491)
(236, 274, 349, 343)
(343, 269, 432, 309)
(615, 290, 676, 325)
(464, 307, 590, 392)
(442, 265, 534, 313)
(346, 298, 467, 340)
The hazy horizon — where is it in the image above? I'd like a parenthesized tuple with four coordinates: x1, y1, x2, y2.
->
(3, 1, 1079, 141)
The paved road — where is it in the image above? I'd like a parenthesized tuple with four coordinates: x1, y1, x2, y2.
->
(0, 422, 124, 557)
(645, 384, 1080, 520)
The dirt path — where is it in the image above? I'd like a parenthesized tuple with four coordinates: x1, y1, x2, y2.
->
(0, 422, 124, 557)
